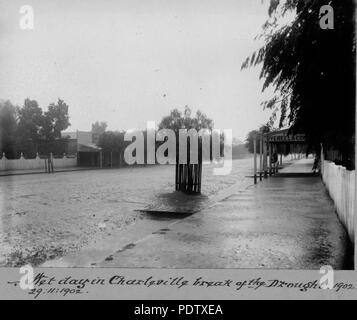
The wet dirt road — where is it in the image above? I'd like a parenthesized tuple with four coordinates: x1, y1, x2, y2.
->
(0, 158, 253, 267)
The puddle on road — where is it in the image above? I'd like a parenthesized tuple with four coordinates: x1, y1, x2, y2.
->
(137, 191, 210, 219)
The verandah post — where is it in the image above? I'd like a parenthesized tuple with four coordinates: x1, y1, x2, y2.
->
(269, 143, 272, 176)
(259, 134, 263, 181)
(253, 135, 257, 184)
(263, 134, 268, 178)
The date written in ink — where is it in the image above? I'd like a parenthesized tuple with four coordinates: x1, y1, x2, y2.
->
(28, 287, 85, 299)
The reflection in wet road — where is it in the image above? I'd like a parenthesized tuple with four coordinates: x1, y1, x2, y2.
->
(0, 158, 253, 266)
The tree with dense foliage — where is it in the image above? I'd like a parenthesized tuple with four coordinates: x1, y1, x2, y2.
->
(92, 121, 107, 135)
(158, 106, 215, 193)
(158, 106, 213, 132)
(16, 98, 43, 146)
(245, 124, 272, 153)
(242, 0, 355, 168)
(158, 106, 217, 159)
(97, 130, 126, 152)
(0, 100, 18, 157)
(41, 99, 70, 141)
(0, 98, 71, 157)
(97, 130, 127, 167)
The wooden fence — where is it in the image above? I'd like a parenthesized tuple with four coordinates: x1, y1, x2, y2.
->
(0, 153, 77, 172)
(321, 159, 355, 243)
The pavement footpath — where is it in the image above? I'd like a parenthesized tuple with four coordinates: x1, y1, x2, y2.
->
(95, 158, 353, 269)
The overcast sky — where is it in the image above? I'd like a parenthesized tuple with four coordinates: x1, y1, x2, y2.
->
(0, 0, 275, 141)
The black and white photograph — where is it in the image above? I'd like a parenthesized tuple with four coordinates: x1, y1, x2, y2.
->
(0, 0, 356, 301)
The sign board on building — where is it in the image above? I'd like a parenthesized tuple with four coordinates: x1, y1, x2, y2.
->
(267, 131, 306, 143)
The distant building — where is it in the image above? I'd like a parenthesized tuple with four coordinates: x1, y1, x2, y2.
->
(61, 131, 102, 167)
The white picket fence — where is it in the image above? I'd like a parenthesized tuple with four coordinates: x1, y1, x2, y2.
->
(0, 153, 77, 171)
(321, 159, 355, 243)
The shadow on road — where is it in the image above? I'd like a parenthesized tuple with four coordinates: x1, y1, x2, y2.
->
(137, 191, 210, 220)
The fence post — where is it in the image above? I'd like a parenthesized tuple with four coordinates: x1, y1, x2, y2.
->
(253, 135, 257, 184)
(20, 152, 25, 170)
(263, 135, 268, 178)
(0, 152, 6, 171)
(259, 134, 263, 181)
(50, 152, 54, 173)
(268, 143, 272, 176)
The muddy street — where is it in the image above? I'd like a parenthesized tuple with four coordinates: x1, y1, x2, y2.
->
(0, 158, 253, 266)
